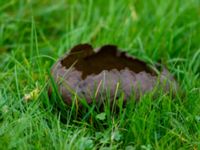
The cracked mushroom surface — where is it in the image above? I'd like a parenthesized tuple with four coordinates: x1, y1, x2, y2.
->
(49, 44, 178, 105)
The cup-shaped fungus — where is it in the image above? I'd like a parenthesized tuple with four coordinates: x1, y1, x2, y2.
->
(49, 44, 178, 106)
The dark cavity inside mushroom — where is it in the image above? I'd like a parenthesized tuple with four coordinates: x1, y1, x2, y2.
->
(61, 44, 155, 79)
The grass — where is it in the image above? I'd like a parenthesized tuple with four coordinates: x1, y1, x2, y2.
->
(0, 0, 200, 149)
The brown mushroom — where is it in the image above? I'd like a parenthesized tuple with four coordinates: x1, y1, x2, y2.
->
(49, 44, 178, 106)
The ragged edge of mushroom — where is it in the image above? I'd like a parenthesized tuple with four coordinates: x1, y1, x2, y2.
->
(60, 43, 157, 79)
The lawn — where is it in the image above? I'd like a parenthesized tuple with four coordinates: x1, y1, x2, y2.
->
(0, 0, 200, 149)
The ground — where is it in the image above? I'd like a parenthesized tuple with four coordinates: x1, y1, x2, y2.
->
(0, 0, 200, 149)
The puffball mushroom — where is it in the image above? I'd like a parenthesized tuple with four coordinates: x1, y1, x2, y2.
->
(49, 44, 178, 106)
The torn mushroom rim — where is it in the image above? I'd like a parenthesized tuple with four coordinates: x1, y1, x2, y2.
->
(58, 44, 159, 79)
